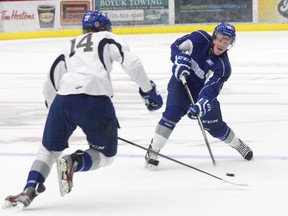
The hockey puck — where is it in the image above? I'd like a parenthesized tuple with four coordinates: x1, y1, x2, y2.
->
(226, 173, 235, 177)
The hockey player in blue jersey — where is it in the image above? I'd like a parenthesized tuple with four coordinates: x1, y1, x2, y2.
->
(145, 22, 253, 169)
(3, 10, 163, 209)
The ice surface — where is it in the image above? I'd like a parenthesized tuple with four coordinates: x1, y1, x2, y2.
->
(0, 31, 288, 215)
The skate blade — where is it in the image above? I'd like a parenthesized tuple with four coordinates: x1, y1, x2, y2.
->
(2, 200, 13, 209)
(59, 180, 70, 196)
(2, 200, 25, 210)
(144, 162, 157, 170)
(56, 159, 70, 197)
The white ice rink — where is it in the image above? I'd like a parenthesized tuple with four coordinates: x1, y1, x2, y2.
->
(0, 30, 288, 216)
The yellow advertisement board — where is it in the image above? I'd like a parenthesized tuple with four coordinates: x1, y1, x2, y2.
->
(259, 0, 288, 23)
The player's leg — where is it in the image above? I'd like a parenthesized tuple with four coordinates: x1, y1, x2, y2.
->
(145, 79, 189, 169)
(221, 128, 253, 160)
(3, 182, 46, 210)
(56, 95, 118, 196)
(202, 99, 253, 160)
(145, 107, 185, 169)
(3, 145, 62, 209)
(3, 95, 75, 209)
(57, 148, 115, 196)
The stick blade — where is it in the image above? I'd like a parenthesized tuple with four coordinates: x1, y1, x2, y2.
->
(223, 179, 248, 187)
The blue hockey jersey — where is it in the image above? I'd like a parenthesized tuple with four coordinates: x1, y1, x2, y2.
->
(170, 30, 232, 102)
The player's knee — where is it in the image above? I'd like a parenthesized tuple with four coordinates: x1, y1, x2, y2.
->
(161, 106, 186, 127)
(36, 145, 62, 164)
(206, 123, 230, 141)
(99, 153, 115, 167)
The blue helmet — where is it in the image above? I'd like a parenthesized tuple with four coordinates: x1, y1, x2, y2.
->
(213, 22, 236, 44)
(82, 10, 112, 32)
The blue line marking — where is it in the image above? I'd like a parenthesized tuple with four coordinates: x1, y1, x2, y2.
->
(0, 152, 287, 161)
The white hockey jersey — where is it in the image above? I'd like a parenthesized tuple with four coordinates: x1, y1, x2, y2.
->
(43, 31, 152, 106)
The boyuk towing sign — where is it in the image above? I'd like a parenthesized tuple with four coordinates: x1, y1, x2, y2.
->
(95, 0, 169, 25)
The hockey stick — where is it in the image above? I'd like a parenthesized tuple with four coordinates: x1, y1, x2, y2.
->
(118, 137, 247, 187)
(180, 75, 216, 166)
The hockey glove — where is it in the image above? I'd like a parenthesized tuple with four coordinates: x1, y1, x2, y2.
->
(139, 81, 163, 111)
(188, 98, 212, 119)
(172, 53, 191, 81)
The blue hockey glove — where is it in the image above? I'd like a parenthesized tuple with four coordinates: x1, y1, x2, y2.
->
(139, 81, 163, 111)
(172, 53, 191, 81)
(188, 98, 212, 119)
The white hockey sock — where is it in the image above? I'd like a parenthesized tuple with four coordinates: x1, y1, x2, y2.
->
(151, 123, 173, 152)
(152, 133, 168, 152)
(31, 145, 62, 176)
(85, 148, 114, 171)
(223, 129, 240, 148)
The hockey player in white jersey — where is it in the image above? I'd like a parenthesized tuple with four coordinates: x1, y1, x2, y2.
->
(3, 10, 163, 209)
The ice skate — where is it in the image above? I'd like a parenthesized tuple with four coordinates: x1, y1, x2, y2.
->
(233, 139, 253, 161)
(2, 183, 45, 210)
(145, 145, 159, 170)
(57, 150, 83, 197)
